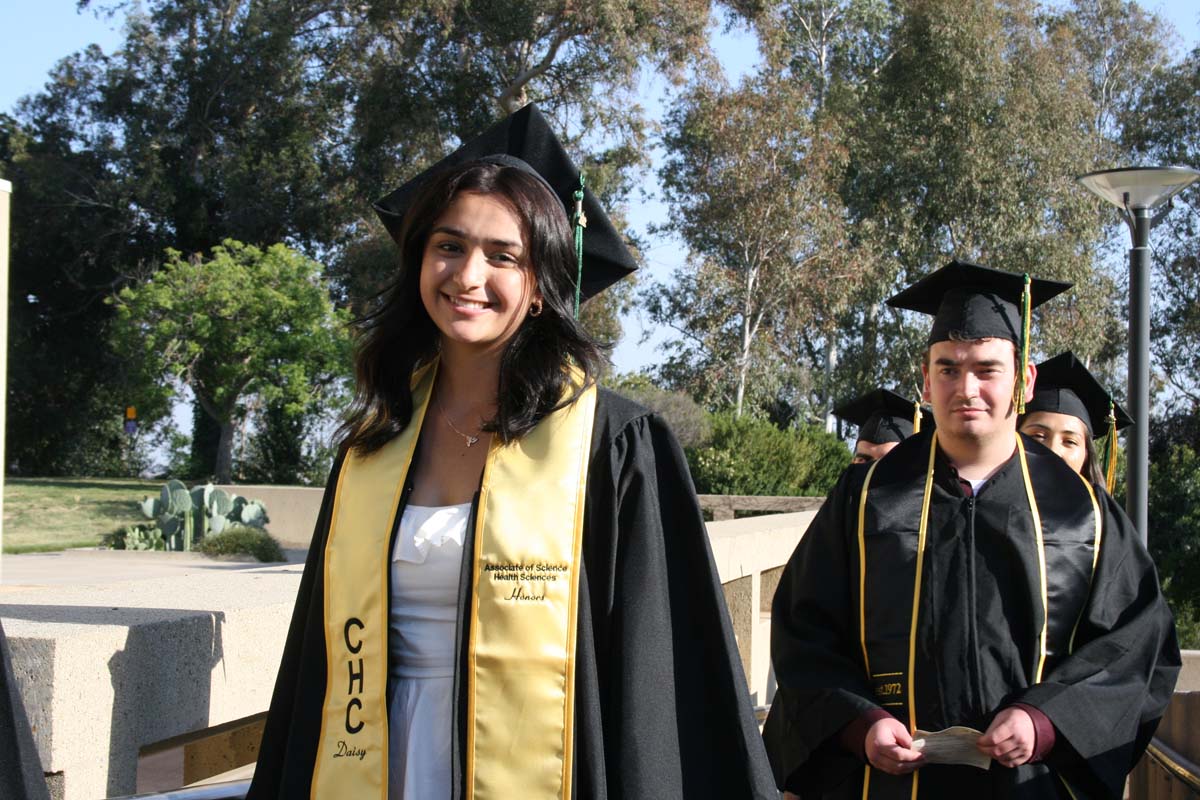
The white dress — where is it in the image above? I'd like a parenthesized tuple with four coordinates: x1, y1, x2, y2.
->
(387, 503, 468, 800)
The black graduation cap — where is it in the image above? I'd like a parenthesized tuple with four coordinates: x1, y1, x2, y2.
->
(1024, 352, 1132, 438)
(372, 104, 638, 303)
(886, 260, 1072, 346)
(833, 389, 933, 445)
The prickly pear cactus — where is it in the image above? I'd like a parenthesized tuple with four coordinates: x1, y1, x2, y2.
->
(136, 480, 272, 551)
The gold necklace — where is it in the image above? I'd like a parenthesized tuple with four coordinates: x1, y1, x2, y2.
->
(439, 400, 481, 447)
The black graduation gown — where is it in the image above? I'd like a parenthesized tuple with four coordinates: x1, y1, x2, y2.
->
(0, 620, 50, 800)
(763, 430, 1179, 800)
(247, 389, 779, 800)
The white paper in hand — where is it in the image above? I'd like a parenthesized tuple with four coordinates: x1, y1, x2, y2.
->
(911, 726, 991, 770)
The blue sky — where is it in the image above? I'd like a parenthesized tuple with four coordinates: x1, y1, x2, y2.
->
(2, 0, 1197, 375)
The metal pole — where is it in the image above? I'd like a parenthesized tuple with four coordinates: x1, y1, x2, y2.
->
(1127, 207, 1151, 545)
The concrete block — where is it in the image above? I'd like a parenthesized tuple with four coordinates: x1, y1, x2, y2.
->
(215, 484, 323, 550)
(1178, 650, 1200, 692)
(1, 565, 301, 800)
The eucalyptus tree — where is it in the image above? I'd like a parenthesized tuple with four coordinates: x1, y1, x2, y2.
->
(647, 75, 863, 416)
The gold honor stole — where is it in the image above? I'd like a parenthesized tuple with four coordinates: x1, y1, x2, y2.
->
(311, 361, 596, 800)
(854, 432, 1101, 800)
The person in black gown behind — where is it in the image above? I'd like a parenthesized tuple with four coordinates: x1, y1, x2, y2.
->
(764, 260, 1179, 800)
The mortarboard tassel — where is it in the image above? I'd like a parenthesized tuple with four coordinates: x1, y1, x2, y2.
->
(1015, 273, 1032, 414)
(912, 401, 922, 434)
(1104, 399, 1119, 494)
(572, 173, 587, 319)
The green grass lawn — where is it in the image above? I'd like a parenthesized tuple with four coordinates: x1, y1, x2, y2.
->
(2, 477, 162, 553)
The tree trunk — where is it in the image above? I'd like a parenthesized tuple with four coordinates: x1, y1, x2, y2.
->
(214, 419, 235, 484)
(824, 335, 839, 433)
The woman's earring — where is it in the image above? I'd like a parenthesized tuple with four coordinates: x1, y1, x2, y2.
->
(529, 299, 543, 317)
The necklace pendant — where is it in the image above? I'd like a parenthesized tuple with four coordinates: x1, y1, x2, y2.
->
(466, 435, 479, 447)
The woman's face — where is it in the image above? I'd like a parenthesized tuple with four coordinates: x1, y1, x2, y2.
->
(1020, 411, 1089, 474)
(419, 191, 541, 358)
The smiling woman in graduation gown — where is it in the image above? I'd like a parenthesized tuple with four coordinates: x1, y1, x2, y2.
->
(246, 105, 776, 800)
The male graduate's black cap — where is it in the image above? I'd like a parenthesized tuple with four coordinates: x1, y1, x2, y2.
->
(834, 388, 933, 445)
(886, 260, 1072, 345)
(1024, 352, 1133, 438)
(372, 104, 638, 302)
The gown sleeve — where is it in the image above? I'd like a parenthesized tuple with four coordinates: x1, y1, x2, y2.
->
(580, 410, 779, 800)
(1009, 491, 1180, 799)
(245, 452, 344, 800)
(761, 467, 880, 795)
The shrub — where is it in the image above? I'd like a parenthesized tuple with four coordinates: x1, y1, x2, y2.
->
(104, 524, 166, 551)
(686, 411, 850, 497)
(197, 526, 285, 563)
(608, 374, 712, 449)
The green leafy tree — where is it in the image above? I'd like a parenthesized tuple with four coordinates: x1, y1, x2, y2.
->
(687, 411, 850, 496)
(839, 0, 1124, 392)
(1123, 43, 1200, 407)
(110, 240, 351, 482)
(1147, 443, 1200, 648)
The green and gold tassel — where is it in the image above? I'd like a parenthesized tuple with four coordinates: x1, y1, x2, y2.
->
(1015, 273, 1033, 414)
(572, 173, 587, 319)
(1104, 400, 1119, 494)
(912, 401, 922, 434)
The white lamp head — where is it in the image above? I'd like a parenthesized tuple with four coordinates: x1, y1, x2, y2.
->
(1077, 166, 1200, 211)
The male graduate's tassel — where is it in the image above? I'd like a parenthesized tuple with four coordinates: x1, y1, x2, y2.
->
(1015, 273, 1033, 414)
(572, 173, 587, 319)
(912, 401, 922, 434)
(1104, 399, 1119, 494)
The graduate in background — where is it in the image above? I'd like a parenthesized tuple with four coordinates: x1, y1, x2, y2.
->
(833, 389, 932, 465)
(1018, 351, 1131, 490)
(763, 260, 1178, 799)
(247, 105, 776, 800)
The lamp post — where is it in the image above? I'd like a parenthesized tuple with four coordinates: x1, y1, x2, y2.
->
(1077, 166, 1200, 544)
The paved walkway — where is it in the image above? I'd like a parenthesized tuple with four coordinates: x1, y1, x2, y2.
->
(0, 547, 307, 590)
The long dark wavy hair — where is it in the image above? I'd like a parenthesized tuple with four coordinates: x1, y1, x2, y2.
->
(338, 160, 605, 455)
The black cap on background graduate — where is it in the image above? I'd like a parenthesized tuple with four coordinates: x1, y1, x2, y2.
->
(373, 104, 638, 311)
(887, 260, 1073, 412)
(1023, 351, 1131, 492)
(833, 388, 933, 445)
(1024, 352, 1132, 436)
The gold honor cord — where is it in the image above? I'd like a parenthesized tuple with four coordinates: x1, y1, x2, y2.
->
(312, 361, 439, 800)
(857, 435, 936, 800)
(466, 375, 596, 800)
(904, 433, 938, 800)
(1015, 435, 1050, 683)
(857, 459, 882, 677)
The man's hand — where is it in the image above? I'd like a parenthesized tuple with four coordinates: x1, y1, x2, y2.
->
(977, 707, 1036, 768)
(865, 716, 926, 775)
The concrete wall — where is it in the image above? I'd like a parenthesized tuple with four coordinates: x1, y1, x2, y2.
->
(2, 567, 301, 800)
(214, 485, 322, 550)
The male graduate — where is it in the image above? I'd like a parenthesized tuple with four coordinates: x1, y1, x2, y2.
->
(763, 260, 1179, 799)
(833, 389, 933, 465)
